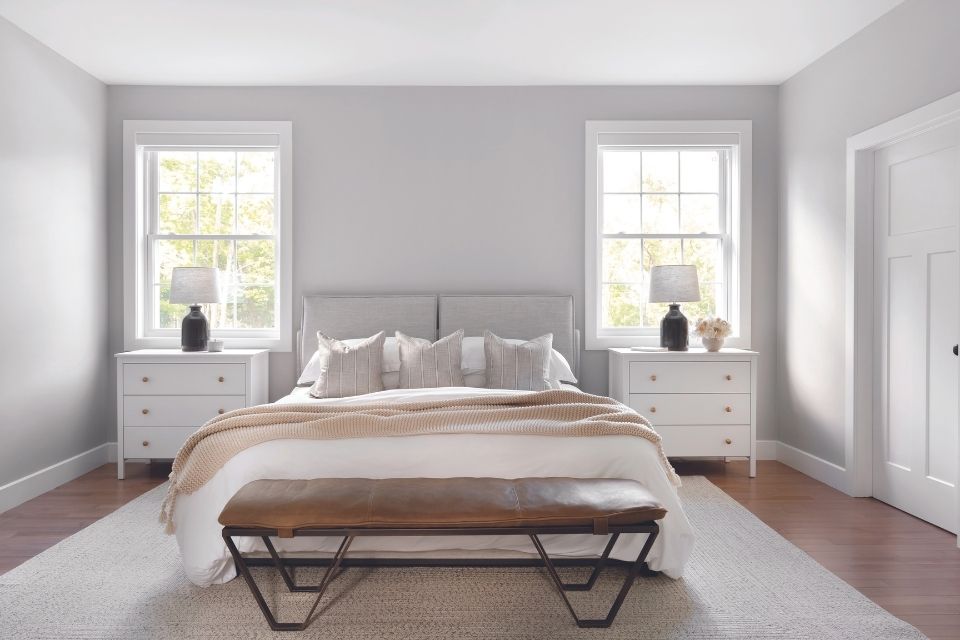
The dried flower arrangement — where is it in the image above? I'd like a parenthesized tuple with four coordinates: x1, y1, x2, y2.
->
(694, 317, 731, 352)
(694, 317, 732, 339)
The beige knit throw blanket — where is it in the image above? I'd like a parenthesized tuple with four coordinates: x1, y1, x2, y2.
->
(159, 389, 679, 533)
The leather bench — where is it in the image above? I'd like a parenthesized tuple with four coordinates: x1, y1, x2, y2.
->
(220, 477, 666, 631)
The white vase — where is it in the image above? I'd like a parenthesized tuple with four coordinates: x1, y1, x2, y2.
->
(701, 336, 724, 352)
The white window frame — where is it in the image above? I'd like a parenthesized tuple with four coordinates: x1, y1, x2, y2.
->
(584, 120, 752, 350)
(123, 120, 293, 351)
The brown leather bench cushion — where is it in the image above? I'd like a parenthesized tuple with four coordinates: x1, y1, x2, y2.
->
(218, 477, 666, 533)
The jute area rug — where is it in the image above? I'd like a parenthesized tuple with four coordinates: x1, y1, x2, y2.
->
(0, 477, 926, 639)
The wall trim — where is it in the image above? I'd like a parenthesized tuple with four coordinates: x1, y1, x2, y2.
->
(584, 119, 753, 350)
(775, 441, 848, 492)
(844, 89, 960, 498)
(0, 443, 117, 514)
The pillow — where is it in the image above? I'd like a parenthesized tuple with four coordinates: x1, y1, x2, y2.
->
(397, 330, 465, 389)
(308, 331, 385, 398)
(464, 372, 565, 390)
(298, 336, 400, 385)
(382, 371, 400, 390)
(460, 336, 577, 383)
(483, 331, 553, 391)
(463, 372, 486, 388)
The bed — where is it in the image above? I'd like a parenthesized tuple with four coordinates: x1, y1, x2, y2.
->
(170, 294, 695, 587)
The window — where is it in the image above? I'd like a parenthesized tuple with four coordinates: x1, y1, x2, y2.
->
(585, 121, 751, 349)
(123, 121, 292, 350)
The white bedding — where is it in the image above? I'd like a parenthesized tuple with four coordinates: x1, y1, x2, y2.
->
(172, 386, 695, 587)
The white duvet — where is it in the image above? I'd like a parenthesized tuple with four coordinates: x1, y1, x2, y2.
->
(173, 386, 695, 587)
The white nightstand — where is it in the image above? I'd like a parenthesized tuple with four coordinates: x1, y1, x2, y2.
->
(115, 349, 269, 479)
(608, 347, 759, 477)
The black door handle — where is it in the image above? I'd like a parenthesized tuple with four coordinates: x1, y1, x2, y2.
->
(954, 344, 958, 356)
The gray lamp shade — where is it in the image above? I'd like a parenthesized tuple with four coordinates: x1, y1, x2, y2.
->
(648, 265, 701, 303)
(169, 267, 222, 304)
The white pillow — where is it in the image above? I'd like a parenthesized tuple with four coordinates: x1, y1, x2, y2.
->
(382, 371, 400, 390)
(298, 336, 401, 385)
(463, 372, 487, 388)
(463, 373, 564, 389)
(460, 336, 577, 383)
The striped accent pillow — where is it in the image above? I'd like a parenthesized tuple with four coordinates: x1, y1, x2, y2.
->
(484, 331, 553, 391)
(397, 330, 465, 389)
(309, 331, 385, 398)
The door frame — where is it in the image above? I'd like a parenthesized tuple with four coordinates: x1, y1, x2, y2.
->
(844, 90, 960, 541)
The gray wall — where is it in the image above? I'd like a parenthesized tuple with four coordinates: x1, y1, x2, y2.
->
(778, 0, 960, 465)
(0, 17, 108, 485)
(106, 85, 780, 439)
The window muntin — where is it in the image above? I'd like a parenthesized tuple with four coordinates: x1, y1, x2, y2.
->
(144, 148, 279, 336)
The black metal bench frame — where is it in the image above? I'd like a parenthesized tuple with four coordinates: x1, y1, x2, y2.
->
(222, 522, 660, 631)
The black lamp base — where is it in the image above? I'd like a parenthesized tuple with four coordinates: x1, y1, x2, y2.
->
(660, 304, 689, 351)
(181, 305, 209, 352)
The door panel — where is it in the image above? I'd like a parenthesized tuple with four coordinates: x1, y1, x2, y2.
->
(885, 255, 918, 471)
(873, 121, 959, 534)
(888, 145, 959, 236)
(927, 250, 959, 486)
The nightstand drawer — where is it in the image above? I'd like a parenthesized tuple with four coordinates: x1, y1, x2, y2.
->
(124, 363, 245, 395)
(629, 393, 750, 425)
(123, 426, 196, 459)
(658, 424, 751, 456)
(629, 361, 750, 394)
(123, 395, 245, 427)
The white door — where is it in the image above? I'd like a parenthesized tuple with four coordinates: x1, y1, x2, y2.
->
(873, 121, 960, 533)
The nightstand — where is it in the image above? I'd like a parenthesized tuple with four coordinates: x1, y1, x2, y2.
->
(115, 349, 269, 479)
(608, 347, 758, 477)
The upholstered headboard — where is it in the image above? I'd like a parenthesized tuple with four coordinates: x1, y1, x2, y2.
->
(297, 295, 437, 375)
(438, 295, 579, 379)
(297, 293, 579, 379)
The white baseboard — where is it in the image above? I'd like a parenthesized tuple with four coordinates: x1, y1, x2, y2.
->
(0, 443, 117, 514)
(775, 441, 847, 492)
(756, 440, 777, 460)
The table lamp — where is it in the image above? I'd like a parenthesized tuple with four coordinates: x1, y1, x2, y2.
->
(648, 264, 700, 351)
(169, 267, 222, 351)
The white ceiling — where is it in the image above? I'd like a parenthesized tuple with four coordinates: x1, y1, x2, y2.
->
(0, 0, 903, 86)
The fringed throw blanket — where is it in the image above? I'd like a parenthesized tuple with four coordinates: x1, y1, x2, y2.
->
(159, 389, 679, 533)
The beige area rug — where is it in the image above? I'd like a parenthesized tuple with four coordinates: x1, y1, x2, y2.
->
(0, 477, 926, 639)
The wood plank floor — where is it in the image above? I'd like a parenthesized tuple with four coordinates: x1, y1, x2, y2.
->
(1, 460, 957, 638)
(674, 459, 960, 640)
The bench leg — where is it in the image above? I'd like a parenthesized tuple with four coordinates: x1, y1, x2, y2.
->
(261, 536, 346, 593)
(550, 532, 620, 591)
(223, 532, 353, 631)
(529, 525, 660, 629)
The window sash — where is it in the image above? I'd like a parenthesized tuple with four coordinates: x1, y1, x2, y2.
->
(596, 147, 732, 335)
(140, 147, 281, 338)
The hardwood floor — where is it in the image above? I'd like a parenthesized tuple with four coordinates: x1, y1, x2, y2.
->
(1, 459, 958, 638)
(0, 462, 167, 575)
(674, 459, 960, 640)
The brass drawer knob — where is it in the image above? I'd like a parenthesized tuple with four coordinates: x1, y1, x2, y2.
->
(142, 376, 149, 383)
(724, 438, 732, 445)
(141, 408, 149, 415)
(218, 409, 225, 415)
(218, 376, 225, 382)
(649, 406, 656, 413)
(724, 406, 732, 413)
(650, 374, 657, 381)
(725, 374, 732, 381)
(142, 440, 150, 447)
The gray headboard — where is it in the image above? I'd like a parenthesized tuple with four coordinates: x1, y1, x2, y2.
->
(439, 295, 579, 379)
(297, 295, 437, 375)
(297, 293, 579, 379)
